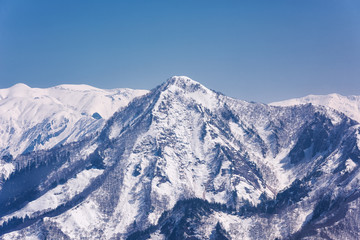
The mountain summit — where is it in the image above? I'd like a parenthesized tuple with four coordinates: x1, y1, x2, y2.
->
(0, 77, 359, 239)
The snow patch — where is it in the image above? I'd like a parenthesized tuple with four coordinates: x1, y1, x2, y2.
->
(341, 159, 357, 175)
(50, 199, 104, 239)
(0, 162, 15, 180)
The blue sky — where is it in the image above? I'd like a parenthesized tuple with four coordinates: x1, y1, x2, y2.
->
(0, 0, 359, 103)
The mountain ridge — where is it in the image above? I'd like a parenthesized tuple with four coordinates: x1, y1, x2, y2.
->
(270, 93, 360, 123)
(0, 83, 148, 179)
(0, 77, 359, 239)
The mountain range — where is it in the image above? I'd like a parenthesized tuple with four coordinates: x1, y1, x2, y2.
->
(0, 76, 359, 239)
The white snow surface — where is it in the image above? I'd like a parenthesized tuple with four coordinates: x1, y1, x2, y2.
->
(0, 83, 148, 178)
(341, 159, 357, 175)
(0, 83, 148, 156)
(0, 168, 103, 225)
(0, 162, 14, 181)
(270, 93, 360, 123)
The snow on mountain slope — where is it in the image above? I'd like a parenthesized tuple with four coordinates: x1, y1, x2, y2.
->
(0, 77, 359, 239)
(270, 93, 360, 123)
(0, 168, 103, 225)
(0, 83, 148, 179)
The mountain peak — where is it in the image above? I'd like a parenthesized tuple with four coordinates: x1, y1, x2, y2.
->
(162, 75, 209, 94)
(168, 75, 197, 84)
(166, 76, 201, 87)
(11, 83, 30, 89)
(2, 83, 32, 98)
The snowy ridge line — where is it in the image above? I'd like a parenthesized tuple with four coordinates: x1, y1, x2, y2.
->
(270, 93, 360, 123)
(0, 83, 148, 181)
(0, 82, 148, 157)
(0, 77, 359, 239)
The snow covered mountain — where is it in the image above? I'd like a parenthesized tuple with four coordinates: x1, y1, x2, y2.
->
(0, 77, 359, 239)
(0, 83, 148, 179)
(270, 93, 360, 123)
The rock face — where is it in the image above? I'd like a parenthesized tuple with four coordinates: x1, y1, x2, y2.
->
(0, 76, 359, 239)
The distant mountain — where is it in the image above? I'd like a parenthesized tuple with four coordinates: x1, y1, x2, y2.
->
(270, 93, 360, 123)
(0, 83, 148, 179)
(0, 77, 359, 239)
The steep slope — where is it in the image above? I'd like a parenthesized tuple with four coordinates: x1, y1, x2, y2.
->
(0, 77, 359, 239)
(0, 83, 148, 179)
(270, 93, 360, 123)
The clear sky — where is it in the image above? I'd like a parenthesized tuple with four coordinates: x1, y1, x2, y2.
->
(0, 0, 359, 103)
